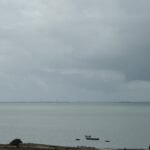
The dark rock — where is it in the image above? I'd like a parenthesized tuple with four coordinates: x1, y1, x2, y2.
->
(9, 138, 23, 147)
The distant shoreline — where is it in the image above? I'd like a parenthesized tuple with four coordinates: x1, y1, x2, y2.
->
(0, 143, 147, 150)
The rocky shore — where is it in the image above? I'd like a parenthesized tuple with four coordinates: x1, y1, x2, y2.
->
(0, 144, 97, 150)
(0, 143, 148, 150)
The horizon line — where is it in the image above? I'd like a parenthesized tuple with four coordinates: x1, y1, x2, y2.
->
(0, 101, 149, 103)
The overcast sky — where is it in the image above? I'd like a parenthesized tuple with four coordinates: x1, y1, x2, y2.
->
(0, 0, 150, 102)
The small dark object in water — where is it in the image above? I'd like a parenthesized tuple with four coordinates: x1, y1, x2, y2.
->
(9, 138, 23, 147)
(86, 137, 99, 140)
(105, 140, 110, 142)
(85, 135, 99, 140)
(76, 138, 80, 141)
(85, 135, 91, 138)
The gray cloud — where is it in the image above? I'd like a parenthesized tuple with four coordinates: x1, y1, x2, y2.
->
(0, 0, 150, 101)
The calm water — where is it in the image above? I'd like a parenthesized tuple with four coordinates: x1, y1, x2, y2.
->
(0, 102, 150, 148)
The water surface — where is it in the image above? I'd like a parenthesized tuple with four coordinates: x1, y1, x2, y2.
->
(0, 102, 150, 148)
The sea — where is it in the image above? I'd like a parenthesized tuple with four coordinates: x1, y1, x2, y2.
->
(0, 102, 150, 149)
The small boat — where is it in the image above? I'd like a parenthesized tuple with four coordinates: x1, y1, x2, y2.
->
(85, 135, 91, 138)
(105, 140, 110, 142)
(86, 137, 99, 140)
(85, 135, 99, 140)
(76, 138, 80, 141)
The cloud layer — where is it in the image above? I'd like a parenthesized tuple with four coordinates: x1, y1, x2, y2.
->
(0, 0, 150, 101)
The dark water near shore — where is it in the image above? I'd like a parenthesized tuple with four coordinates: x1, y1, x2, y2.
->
(0, 102, 150, 148)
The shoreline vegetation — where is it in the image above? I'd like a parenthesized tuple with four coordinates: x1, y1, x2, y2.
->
(0, 143, 148, 150)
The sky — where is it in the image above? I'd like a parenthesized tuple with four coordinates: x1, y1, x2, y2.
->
(0, 0, 150, 102)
